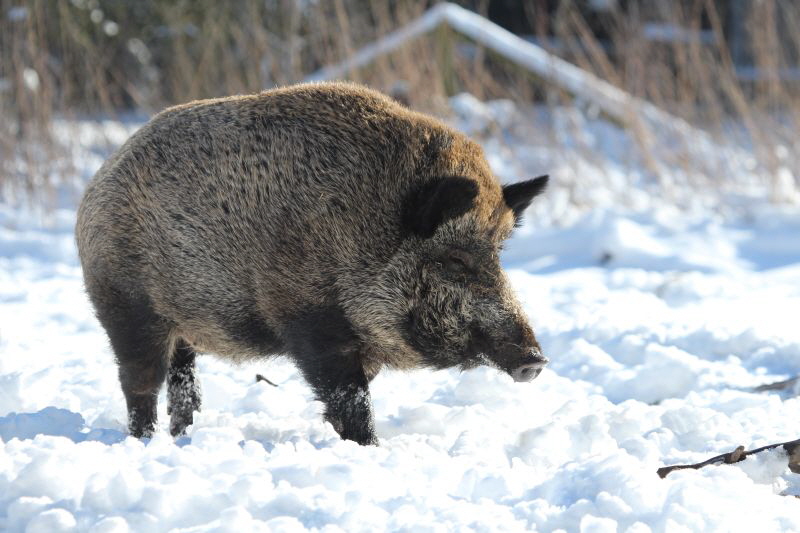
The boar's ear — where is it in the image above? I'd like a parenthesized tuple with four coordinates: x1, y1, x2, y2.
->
(403, 176, 478, 238)
(502, 175, 548, 226)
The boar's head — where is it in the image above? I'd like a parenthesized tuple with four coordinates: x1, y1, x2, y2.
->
(387, 174, 549, 382)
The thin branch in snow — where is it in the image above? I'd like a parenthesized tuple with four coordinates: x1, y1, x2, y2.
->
(753, 376, 799, 393)
(256, 374, 279, 387)
(657, 439, 800, 478)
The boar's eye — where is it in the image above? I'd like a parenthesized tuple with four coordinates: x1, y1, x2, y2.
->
(442, 249, 474, 274)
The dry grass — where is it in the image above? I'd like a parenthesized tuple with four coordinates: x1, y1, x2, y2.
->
(2, 0, 799, 205)
(544, 0, 800, 201)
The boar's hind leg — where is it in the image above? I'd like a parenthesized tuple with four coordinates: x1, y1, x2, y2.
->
(287, 307, 378, 446)
(167, 340, 202, 437)
(91, 282, 171, 438)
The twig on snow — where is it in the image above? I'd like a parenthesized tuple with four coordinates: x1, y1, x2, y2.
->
(657, 438, 800, 479)
(753, 376, 799, 393)
(255, 374, 279, 387)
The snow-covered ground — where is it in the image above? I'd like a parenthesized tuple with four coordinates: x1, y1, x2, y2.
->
(1, 98, 800, 532)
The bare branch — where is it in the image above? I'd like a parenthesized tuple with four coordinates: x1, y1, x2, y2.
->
(658, 438, 800, 478)
(754, 376, 799, 393)
(255, 374, 279, 387)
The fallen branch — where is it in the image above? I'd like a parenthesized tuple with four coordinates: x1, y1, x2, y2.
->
(255, 374, 279, 387)
(754, 376, 799, 393)
(657, 438, 800, 478)
(305, 2, 704, 141)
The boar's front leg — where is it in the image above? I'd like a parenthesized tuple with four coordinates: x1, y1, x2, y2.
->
(298, 355, 378, 445)
(286, 306, 378, 446)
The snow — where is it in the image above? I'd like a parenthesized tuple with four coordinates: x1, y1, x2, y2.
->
(2, 98, 800, 531)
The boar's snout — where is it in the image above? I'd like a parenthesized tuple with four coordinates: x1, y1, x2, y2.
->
(470, 320, 549, 382)
(510, 349, 549, 382)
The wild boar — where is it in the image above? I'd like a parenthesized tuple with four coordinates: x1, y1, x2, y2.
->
(76, 82, 549, 445)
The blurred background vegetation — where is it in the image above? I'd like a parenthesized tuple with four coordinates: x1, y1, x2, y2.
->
(2, 0, 800, 205)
